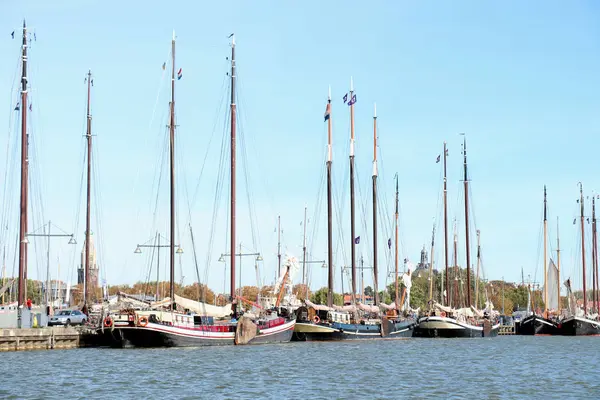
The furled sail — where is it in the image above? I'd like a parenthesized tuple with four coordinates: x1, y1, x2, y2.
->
(305, 299, 333, 312)
(357, 302, 379, 313)
(546, 259, 559, 310)
(174, 294, 233, 318)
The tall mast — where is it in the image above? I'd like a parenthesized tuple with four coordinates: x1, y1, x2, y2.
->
(443, 142, 449, 306)
(543, 186, 548, 315)
(277, 215, 281, 282)
(229, 34, 237, 313)
(349, 77, 357, 304)
(593, 200, 600, 312)
(475, 230, 481, 309)
(168, 32, 176, 308)
(579, 183, 587, 315)
(592, 197, 596, 313)
(556, 217, 561, 312)
(428, 225, 435, 302)
(453, 220, 458, 307)
(325, 87, 334, 307)
(394, 174, 399, 307)
(302, 207, 307, 291)
(17, 20, 29, 318)
(156, 232, 160, 300)
(83, 69, 93, 312)
(462, 136, 472, 308)
(371, 103, 379, 305)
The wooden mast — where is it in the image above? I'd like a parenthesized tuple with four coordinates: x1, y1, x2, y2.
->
(394, 174, 399, 307)
(229, 34, 237, 314)
(17, 20, 29, 319)
(592, 197, 596, 313)
(556, 217, 561, 312)
(475, 230, 481, 309)
(579, 182, 587, 315)
(372, 103, 379, 305)
(302, 206, 307, 291)
(326, 87, 334, 307)
(428, 225, 435, 302)
(462, 136, 472, 308)
(168, 31, 176, 309)
(453, 219, 458, 307)
(593, 200, 600, 312)
(443, 142, 449, 306)
(543, 186, 548, 316)
(83, 69, 93, 312)
(349, 77, 357, 304)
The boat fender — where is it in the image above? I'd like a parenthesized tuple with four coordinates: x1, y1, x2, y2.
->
(138, 316, 149, 327)
(104, 316, 113, 328)
(313, 315, 320, 324)
(440, 311, 446, 318)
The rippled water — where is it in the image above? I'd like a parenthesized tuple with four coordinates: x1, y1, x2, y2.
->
(1, 337, 599, 399)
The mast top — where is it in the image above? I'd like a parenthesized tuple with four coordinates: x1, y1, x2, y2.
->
(172, 29, 176, 41)
(229, 33, 235, 47)
(373, 102, 377, 118)
(23, 19, 26, 28)
(350, 76, 354, 92)
(543, 185, 547, 221)
(328, 85, 331, 101)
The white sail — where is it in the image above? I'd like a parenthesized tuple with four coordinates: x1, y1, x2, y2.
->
(274, 255, 299, 294)
(174, 294, 233, 318)
(546, 259, 559, 310)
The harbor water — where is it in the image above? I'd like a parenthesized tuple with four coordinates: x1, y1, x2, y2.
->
(1, 336, 599, 399)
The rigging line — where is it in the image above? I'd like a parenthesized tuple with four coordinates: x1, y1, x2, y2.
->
(355, 167, 373, 267)
(236, 88, 261, 255)
(0, 118, 19, 250)
(236, 68, 277, 222)
(306, 148, 326, 290)
(129, 54, 170, 231)
(92, 142, 108, 284)
(203, 98, 230, 290)
(148, 127, 169, 240)
(189, 72, 228, 210)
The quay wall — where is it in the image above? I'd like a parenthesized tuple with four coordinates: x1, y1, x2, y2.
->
(0, 327, 80, 352)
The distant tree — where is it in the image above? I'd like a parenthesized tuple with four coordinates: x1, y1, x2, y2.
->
(311, 287, 328, 305)
(292, 284, 310, 301)
(310, 287, 343, 306)
(364, 286, 374, 297)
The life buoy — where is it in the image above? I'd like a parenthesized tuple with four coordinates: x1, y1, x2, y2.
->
(440, 311, 446, 318)
(313, 315, 320, 324)
(138, 316, 149, 327)
(103, 316, 113, 328)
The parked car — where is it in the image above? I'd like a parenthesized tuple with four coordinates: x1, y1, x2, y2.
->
(48, 309, 87, 326)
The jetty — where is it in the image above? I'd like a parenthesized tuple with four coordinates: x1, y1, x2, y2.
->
(0, 327, 103, 352)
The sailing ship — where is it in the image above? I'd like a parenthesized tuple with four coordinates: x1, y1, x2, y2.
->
(413, 138, 500, 338)
(294, 84, 414, 340)
(517, 186, 560, 335)
(109, 33, 294, 347)
(559, 183, 600, 335)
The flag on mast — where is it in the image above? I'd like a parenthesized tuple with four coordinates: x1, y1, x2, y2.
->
(324, 103, 331, 121)
(177, 68, 182, 80)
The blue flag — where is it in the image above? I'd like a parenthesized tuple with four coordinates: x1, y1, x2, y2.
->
(388, 238, 391, 249)
(343, 93, 348, 103)
(354, 236, 360, 244)
(347, 94, 357, 106)
(324, 103, 331, 121)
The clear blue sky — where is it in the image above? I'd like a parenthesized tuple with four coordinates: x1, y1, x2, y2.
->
(1, 1, 600, 297)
